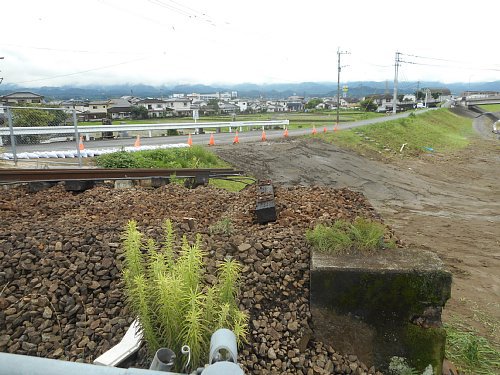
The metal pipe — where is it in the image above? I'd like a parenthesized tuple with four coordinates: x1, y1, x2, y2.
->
(0, 352, 179, 375)
(149, 348, 175, 372)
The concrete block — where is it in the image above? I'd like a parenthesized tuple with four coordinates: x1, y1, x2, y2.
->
(310, 248, 451, 374)
(114, 180, 134, 189)
(65, 180, 95, 192)
(27, 181, 57, 193)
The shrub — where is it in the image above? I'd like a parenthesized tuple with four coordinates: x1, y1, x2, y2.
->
(306, 217, 395, 255)
(122, 219, 248, 371)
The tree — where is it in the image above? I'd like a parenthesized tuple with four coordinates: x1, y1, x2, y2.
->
(359, 98, 377, 112)
(207, 99, 220, 115)
(397, 94, 405, 102)
(415, 91, 425, 101)
(305, 98, 323, 110)
(431, 92, 441, 100)
(12, 104, 66, 127)
(131, 105, 149, 120)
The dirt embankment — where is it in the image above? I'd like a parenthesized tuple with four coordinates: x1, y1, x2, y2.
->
(213, 135, 500, 345)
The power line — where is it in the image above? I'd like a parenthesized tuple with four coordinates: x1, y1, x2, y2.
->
(8, 55, 152, 85)
(0, 43, 141, 55)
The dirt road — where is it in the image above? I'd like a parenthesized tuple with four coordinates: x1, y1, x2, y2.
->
(213, 133, 500, 344)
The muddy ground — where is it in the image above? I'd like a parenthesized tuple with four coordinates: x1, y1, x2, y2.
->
(213, 121, 500, 346)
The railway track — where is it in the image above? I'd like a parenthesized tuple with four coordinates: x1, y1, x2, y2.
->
(0, 168, 244, 184)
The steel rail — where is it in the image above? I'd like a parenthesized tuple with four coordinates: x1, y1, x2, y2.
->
(0, 168, 243, 183)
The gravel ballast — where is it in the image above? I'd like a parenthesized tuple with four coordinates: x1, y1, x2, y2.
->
(0, 182, 387, 374)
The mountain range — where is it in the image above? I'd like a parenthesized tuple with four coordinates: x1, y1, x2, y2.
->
(1, 81, 499, 100)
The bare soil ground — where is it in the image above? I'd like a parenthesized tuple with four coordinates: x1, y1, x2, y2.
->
(213, 131, 500, 346)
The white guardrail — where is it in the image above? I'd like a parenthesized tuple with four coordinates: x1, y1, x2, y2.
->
(0, 120, 289, 136)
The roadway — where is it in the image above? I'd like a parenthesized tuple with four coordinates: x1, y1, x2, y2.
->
(3, 110, 430, 154)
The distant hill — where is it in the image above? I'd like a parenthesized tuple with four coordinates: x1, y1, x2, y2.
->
(1, 81, 499, 100)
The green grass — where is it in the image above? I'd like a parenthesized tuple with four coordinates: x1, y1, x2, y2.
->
(445, 320, 500, 375)
(209, 176, 255, 192)
(320, 109, 474, 157)
(478, 104, 500, 112)
(305, 217, 395, 255)
(95, 145, 229, 169)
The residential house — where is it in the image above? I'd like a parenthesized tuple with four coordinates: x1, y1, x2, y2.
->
(137, 98, 172, 118)
(286, 95, 305, 112)
(85, 100, 109, 121)
(164, 98, 193, 116)
(218, 102, 239, 114)
(107, 98, 133, 120)
(0, 91, 44, 105)
(230, 99, 248, 113)
(265, 100, 287, 112)
(61, 99, 88, 113)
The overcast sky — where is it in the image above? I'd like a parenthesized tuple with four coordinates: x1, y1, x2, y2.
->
(1, 0, 499, 87)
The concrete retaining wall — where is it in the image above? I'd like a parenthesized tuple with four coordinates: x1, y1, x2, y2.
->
(310, 248, 452, 374)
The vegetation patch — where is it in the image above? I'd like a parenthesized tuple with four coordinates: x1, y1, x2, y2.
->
(306, 217, 395, 255)
(478, 103, 500, 112)
(95, 145, 228, 169)
(122, 219, 248, 371)
(321, 109, 474, 158)
(445, 320, 500, 375)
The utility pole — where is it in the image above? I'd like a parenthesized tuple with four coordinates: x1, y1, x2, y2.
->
(416, 80, 420, 103)
(393, 51, 401, 115)
(0, 56, 4, 85)
(337, 48, 350, 128)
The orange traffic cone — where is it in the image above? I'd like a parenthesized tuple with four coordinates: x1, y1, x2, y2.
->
(323, 126, 327, 133)
(312, 126, 317, 135)
(284, 128, 289, 138)
(208, 133, 215, 146)
(261, 129, 266, 141)
(233, 131, 239, 144)
(134, 135, 141, 148)
(79, 136, 85, 151)
(187, 133, 193, 147)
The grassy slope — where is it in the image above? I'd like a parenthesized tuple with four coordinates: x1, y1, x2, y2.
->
(319, 109, 474, 158)
(478, 103, 500, 112)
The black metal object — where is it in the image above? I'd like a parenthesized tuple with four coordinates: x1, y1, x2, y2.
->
(255, 180, 277, 224)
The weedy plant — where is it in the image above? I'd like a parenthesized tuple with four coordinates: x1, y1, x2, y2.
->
(122, 219, 248, 371)
(388, 356, 433, 375)
(305, 217, 395, 255)
(445, 321, 500, 375)
(209, 217, 234, 236)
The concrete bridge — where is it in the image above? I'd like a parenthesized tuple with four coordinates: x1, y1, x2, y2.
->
(458, 95, 500, 106)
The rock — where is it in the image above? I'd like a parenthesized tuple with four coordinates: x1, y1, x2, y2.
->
(268, 347, 277, 360)
(238, 243, 252, 252)
(0, 334, 10, 348)
(21, 341, 37, 352)
(42, 307, 53, 319)
(287, 320, 299, 332)
(0, 184, 383, 373)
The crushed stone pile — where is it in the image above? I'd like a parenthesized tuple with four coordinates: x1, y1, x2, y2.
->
(0, 182, 389, 374)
